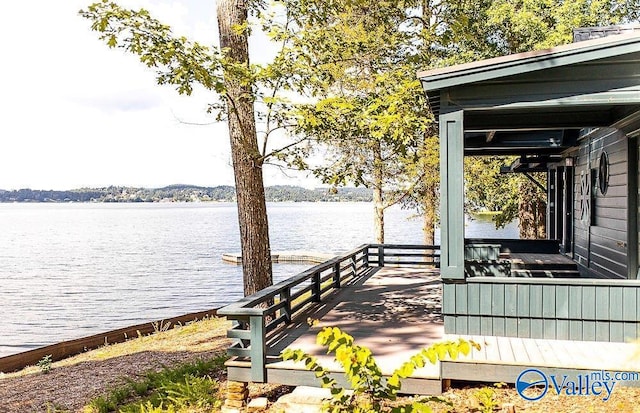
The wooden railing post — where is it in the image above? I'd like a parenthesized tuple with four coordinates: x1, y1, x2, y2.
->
(249, 315, 266, 382)
(312, 271, 321, 302)
(281, 288, 291, 323)
(333, 262, 341, 288)
(378, 245, 385, 267)
(363, 247, 369, 267)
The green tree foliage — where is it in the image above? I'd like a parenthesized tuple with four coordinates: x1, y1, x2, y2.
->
(486, 0, 639, 53)
(464, 157, 547, 238)
(275, 0, 434, 243)
(455, 1, 638, 237)
(464, 157, 518, 214)
(0, 185, 373, 203)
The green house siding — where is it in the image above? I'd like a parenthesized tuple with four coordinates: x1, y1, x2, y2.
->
(421, 34, 640, 342)
(572, 127, 630, 279)
(443, 279, 640, 342)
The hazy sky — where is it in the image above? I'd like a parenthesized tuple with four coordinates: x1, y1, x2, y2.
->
(0, 0, 315, 190)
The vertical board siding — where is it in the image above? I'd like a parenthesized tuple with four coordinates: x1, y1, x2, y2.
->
(556, 286, 569, 319)
(481, 317, 492, 335)
(505, 285, 517, 316)
(595, 287, 610, 320)
(455, 284, 468, 313)
(583, 321, 596, 341)
(505, 318, 518, 337)
(518, 318, 530, 338)
(582, 286, 596, 319)
(444, 280, 640, 342)
(543, 319, 556, 339)
(529, 285, 543, 317)
(467, 283, 480, 314)
(468, 315, 481, 334)
(479, 283, 492, 315)
(610, 287, 623, 320)
(493, 318, 506, 336)
(568, 286, 582, 319)
(622, 288, 637, 321)
(623, 323, 636, 341)
(492, 284, 505, 316)
(610, 321, 624, 342)
(569, 320, 582, 340)
(542, 285, 556, 318)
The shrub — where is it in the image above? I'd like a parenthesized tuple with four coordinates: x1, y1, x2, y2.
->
(282, 326, 479, 412)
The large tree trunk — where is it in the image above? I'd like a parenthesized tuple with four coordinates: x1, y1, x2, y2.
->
(518, 179, 547, 240)
(372, 140, 385, 243)
(422, 182, 437, 267)
(422, 183, 437, 245)
(217, 0, 273, 296)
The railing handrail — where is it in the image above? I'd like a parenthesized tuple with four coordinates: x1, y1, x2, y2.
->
(368, 243, 440, 250)
(218, 244, 370, 316)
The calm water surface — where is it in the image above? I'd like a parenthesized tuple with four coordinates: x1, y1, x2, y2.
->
(0, 202, 517, 357)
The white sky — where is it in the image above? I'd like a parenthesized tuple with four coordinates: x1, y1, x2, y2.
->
(0, 0, 316, 190)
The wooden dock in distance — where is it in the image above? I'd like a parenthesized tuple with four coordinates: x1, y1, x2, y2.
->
(222, 251, 335, 265)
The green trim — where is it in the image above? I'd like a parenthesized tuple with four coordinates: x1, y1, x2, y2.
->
(439, 109, 465, 279)
(419, 34, 640, 91)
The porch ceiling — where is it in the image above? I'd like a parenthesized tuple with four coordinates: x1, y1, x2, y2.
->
(419, 33, 640, 154)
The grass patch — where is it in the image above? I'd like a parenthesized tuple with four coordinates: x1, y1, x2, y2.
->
(2, 317, 231, 380)
(85, 355, 227, 413)
(70, 317, 231, 364)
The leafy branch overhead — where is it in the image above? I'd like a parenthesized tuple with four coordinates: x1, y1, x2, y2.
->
(79, 1, 226, 96)
(79, 0, 304, 163)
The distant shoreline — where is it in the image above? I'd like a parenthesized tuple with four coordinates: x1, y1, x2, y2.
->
(0, 184, 374, 203)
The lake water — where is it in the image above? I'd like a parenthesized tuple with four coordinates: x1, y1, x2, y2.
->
(0, 202, 518, 357)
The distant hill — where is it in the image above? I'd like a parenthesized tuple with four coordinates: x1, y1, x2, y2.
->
(0, 185, 373, 203)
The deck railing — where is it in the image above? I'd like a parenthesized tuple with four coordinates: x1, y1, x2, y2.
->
(218, 243, 441, 381)
(368, 243, 440, 267)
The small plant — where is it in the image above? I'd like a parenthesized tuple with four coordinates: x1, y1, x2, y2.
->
(473, 387, 498, 413)
(282, 326, 479, 412)
(85, 355, 227, 413)
(45, 402, 70, 413)
(151, 320, 172, 333)
(136, 401, 176, 413)
(37, 354, 53, 374)
(161, 374, 221, 409)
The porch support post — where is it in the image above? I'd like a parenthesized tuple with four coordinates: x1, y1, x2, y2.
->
(440, 108, 465, 279)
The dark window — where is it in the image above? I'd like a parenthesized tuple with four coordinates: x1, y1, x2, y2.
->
(598, 151, 609, 195)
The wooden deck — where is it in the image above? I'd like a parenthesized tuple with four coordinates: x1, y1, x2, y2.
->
(507, 253, 578, 267)
(505, 252, 580, 277)
(442, 334, 639, 387)
(228, 266, 640, 394)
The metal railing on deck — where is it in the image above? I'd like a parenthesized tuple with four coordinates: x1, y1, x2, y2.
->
(218, 243, 441, 382)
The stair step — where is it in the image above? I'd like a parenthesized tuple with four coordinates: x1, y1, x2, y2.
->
(510, 262, 578, 271)
(510, 269, 580, 278)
